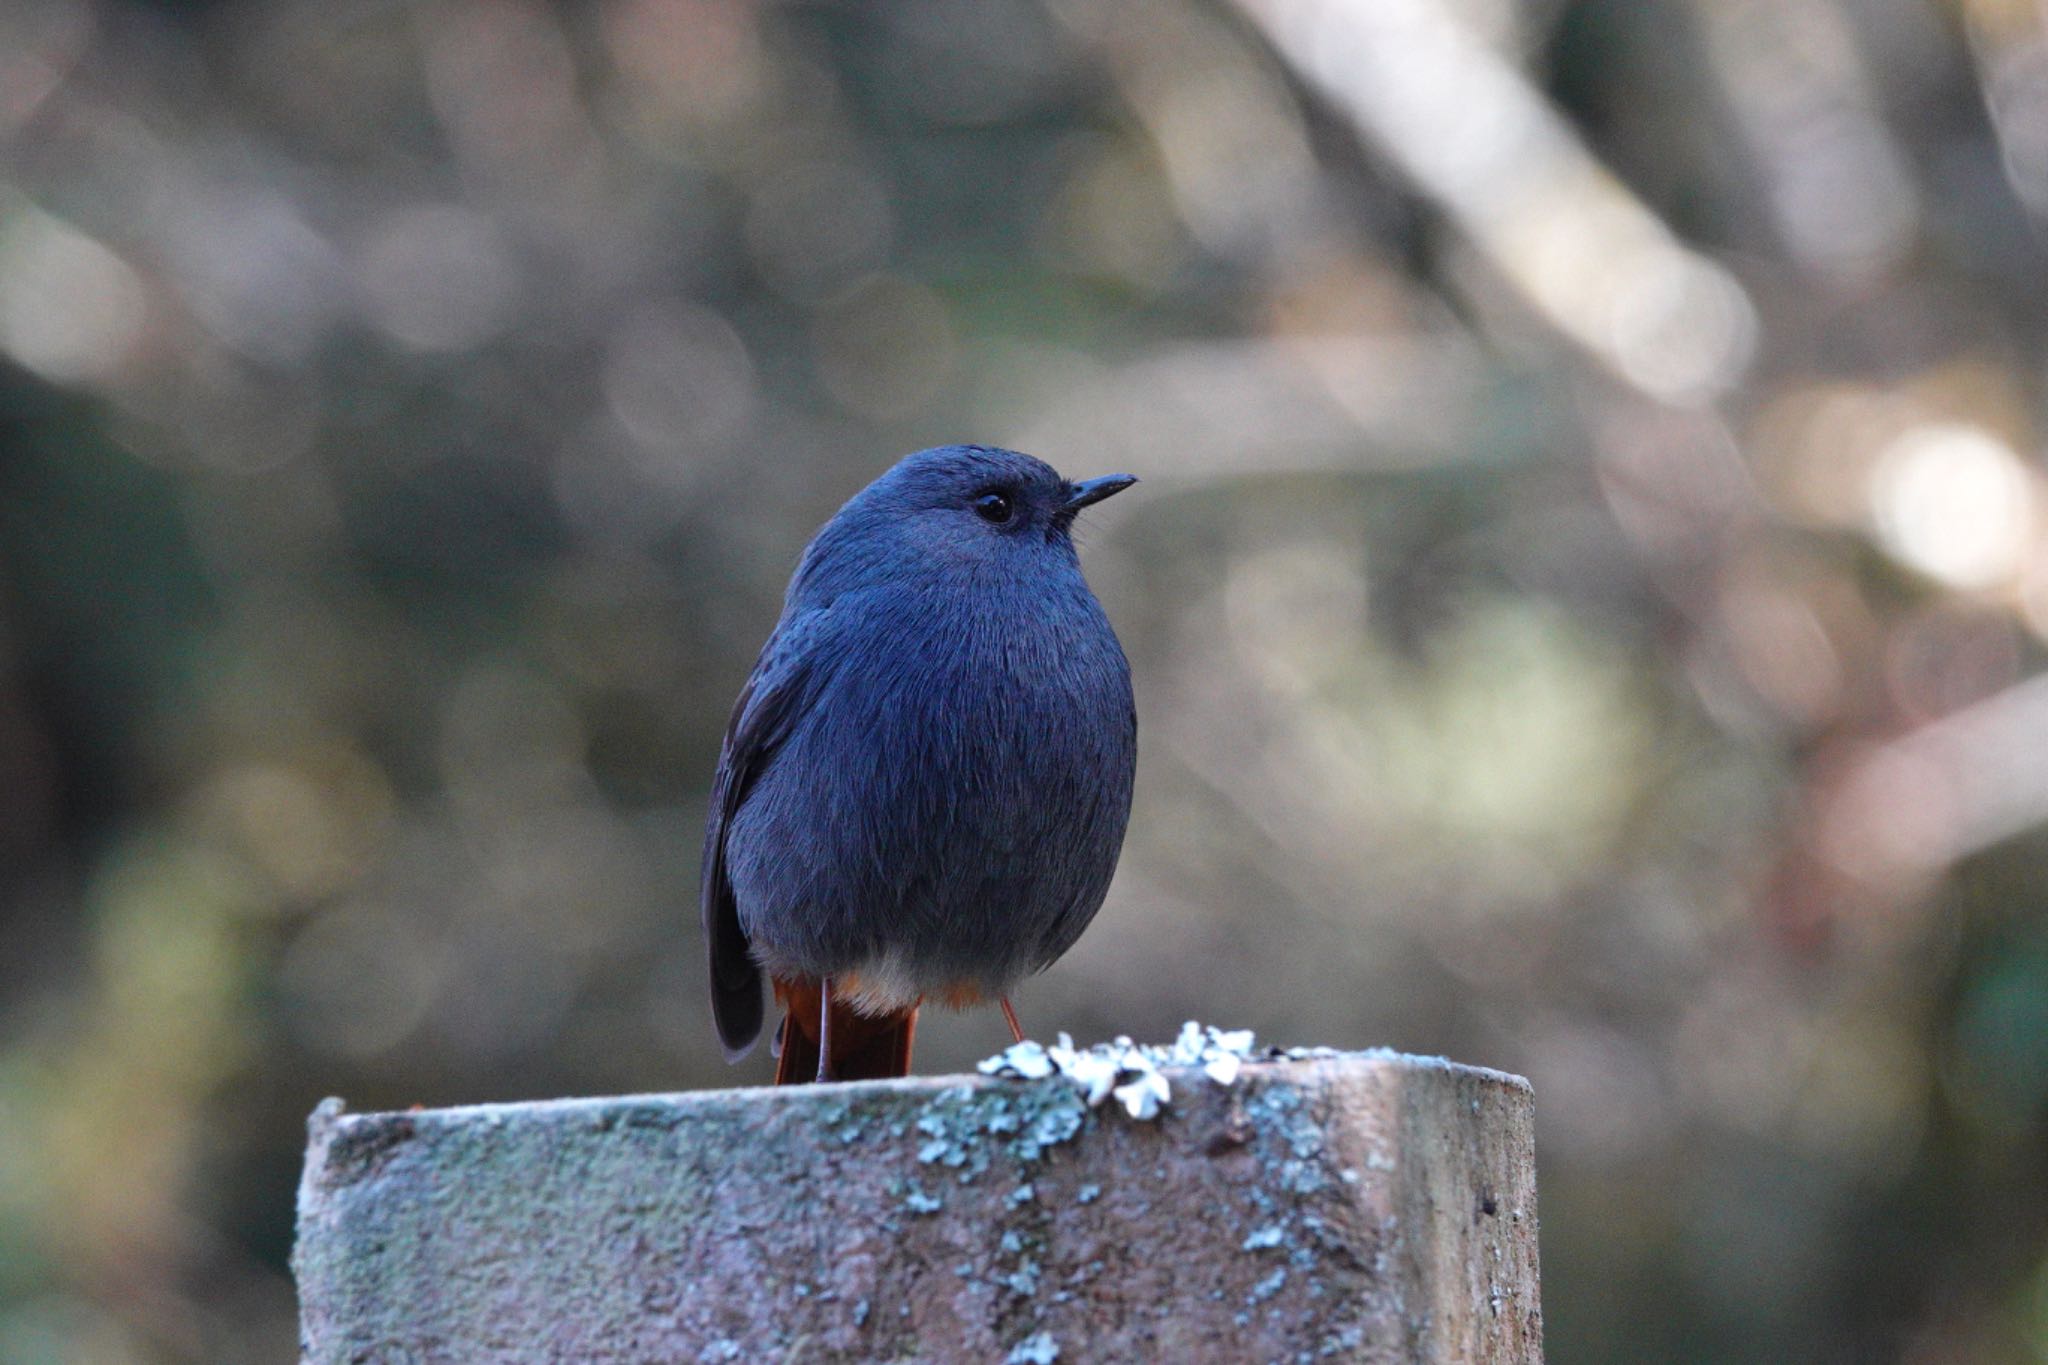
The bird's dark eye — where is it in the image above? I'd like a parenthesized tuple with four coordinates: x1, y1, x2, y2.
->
(973, 491, 1014, 524)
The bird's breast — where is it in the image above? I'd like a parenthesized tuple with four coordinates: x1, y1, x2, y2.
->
(724, 573, 1133, 983)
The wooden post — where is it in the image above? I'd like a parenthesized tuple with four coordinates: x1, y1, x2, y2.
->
(294, 1049, 1541, 1361)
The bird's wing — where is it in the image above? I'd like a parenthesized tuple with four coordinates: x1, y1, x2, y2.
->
(701, 610, 833, 1059)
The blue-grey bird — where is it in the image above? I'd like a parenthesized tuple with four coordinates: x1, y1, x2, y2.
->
(701, 445, 1137, 1083)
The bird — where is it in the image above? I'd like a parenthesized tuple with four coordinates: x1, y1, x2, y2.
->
(701, 444, 1137, 1084)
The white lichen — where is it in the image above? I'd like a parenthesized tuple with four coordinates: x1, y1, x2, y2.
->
(1113, 1067, 1169, 1119)
(1241, 1224, 1285, 1251)
(978, 1023, 1265, 1122)
(1006, 1331, 1060, 1364)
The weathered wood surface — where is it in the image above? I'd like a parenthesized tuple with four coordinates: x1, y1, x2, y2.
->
(294, 1050, 1541, 1362)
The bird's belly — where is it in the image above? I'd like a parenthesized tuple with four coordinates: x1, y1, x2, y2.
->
(727, 639, 1132, 994)
(830, 946, 991, 1016)
(740, 848, 1067, 992)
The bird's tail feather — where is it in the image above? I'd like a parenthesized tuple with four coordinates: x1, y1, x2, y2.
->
(771, 977, 918, 1084)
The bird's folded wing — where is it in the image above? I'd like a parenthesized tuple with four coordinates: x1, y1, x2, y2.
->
(700, 609, 837, 1058)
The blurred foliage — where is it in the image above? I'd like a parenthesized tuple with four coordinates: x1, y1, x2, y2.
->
(3, 0, 2048, 1359)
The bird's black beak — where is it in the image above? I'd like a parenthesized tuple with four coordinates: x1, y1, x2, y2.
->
(1063, 474, 1138, 513)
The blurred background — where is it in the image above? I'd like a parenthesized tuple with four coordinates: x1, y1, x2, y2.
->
(2, 0, 2046, 1358)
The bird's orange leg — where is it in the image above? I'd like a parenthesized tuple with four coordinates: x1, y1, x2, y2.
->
(999, 996, 1025, 1044)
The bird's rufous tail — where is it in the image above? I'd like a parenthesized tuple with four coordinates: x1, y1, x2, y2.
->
(771, 976, 918, 1084)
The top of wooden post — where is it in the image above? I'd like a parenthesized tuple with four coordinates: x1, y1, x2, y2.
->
(295, 1040, 1542, 1362)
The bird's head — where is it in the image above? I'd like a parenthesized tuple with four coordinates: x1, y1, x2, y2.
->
(873, 444, 1133, 538)
(802, 445, 1136, 591)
